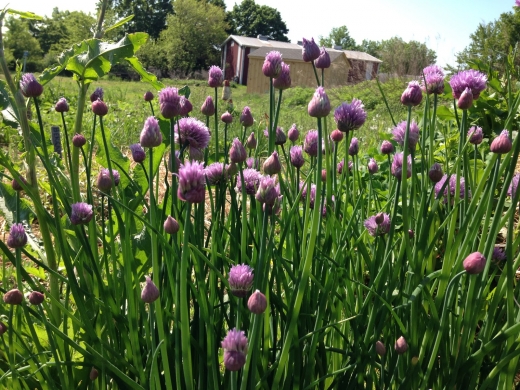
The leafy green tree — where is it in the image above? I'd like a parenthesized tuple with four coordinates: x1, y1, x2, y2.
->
(227, 0, 289, 42)
(357, 39, 381, 58)
(377, 37, 436, 76)
(319, 26, 357, 50)
(149, 0, 228, 74)
(3, 16, 43, 71)
(454, 9, 520, 72)
(110, 0, 173, 39)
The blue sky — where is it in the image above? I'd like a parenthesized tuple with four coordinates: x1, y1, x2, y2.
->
(9, 0, 518, 67)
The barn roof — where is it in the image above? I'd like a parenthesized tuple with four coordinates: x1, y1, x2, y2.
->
(223, 35, 382, 63)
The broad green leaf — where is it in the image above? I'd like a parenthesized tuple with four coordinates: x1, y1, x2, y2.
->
(7, 9, 42, 20)
(436, 105, 456, 122)
(131, 143, 166, 195)
(104, 15, 134, 34)
(0, 80, 11, 110)
(124, 56, 164, 91)
(179, 85, 190, 99)
(0, 182, 34, 223)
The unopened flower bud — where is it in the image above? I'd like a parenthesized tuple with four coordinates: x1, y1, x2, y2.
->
(72, 133, 87, 148)
(375, 341, 386, 356)
(221, 111, 233, 124)
(141, 276, 159, 303)
(164, 216, 179, 235)
(490, 130, 512, 154)
(428, 163, 443, 183)
(457, 87, 473, 110)
(28, 291, 44, 305)
(90, 367, 99, 380)
(229, 138, 247, 163)
(3, 289, 23, 305)
(394, 336, 408, 354)
(330, 129, 344, 143)
(143, 91, 154, 102)
(247, 289, 267, 314)
(263, 151, 282, 175)
(246, 132, 257, 149)
(92, 99, 108, 116)
(0, 321, 7, 335)
(463, 252, 486, 274)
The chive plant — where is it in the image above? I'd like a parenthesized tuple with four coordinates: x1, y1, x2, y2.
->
(2, 5, 520, 389)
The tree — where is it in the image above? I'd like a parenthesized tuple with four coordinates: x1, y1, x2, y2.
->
(454, 9, 520, 72)
(377, 37, 436, 76)
(357, 39, 381, 58)
(153, 0, 228, 74)
(4, 16, 43, 71)
(319, 26, 357, 50)
(110, 0, 173, 40)
(227, 0, 289, 42)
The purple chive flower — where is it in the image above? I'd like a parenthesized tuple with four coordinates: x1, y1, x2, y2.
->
(274, 127, 287, 145)
(140, 116, 162, 148)
(246, 157, 260, 169)
(221, 111, 233, 124)
(174, 117, 211, 155)
(290, 145, 305, 169)
(221, 328, 248, 371)
(20, 73, 43, 98)
(177, 160, 206, 203)
(401, 81, 423, 106)
(141, 276, 160, 303)
(164, 215, 180, 234)
(304, 130, 319, 157)
(3, 289, 23, 305)
(364, 213, 391, 237)
(434, 174, 468, 202)
(228, 264, 254, 297)
(7, 223, 27, 248)
(492, 246, 506, 262)
(302, 37, 320, 62)
(449, 69, 487, 100)
(490, 130, 512, 154)
(92, 99, 108, 116)
(90, 87, 104, 102)
(349, 137, 359, 156)
(179, 96, 193, 116)
(130, 143, 146, 163)
(72, 133, 87, 148)
(380, 140, 394, 155)
(205, 162, 227, 185)
(55, 97, 69, 113)
(421, 65, 445, 95)
(457, 87, 473, 110)
(334, 99, 367, 133)
(392, 120, 420, 152)
(395, 336, 409, 354)
(201, 96, 215, 116)
(236, 168, 261, 195)
(308, 86, 331, 118)
(144, 91, 154, 102)
(229, 138, 247, 164)
(273, 62, 291, 90)
(314, 47, 331, 69)
(463, 252, 486, 274)
(428, 163, 444, 183)
(70, 202, 94, 225)
(159, 87, 181, 118)
(368, 158, 378, 174)
(240, 106, 254, 127)
(256, 175, 279, 205)
(330, 129, 344, 143)
(391, 152, 412, 180)
(96, 168, 120, 192)
(208, 66, 224, 88)
(516, 0, 520, 6)
(508, 174, 520, 198)
(246, 132, 257, 149)
(288, 124, 299, 142)
(262, 51, 283, 78)
(248, 290, 267, 314)
(263, 151, 282, 175)
(11, 176, 27, 192)
(28, 291, 44, 305)
(337, 159, 353, 174)
(468, 126, 483, 145)
(302, 183, 319, 209)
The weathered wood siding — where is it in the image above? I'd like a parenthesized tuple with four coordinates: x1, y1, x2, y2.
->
(223, 40, 239, 81)
(246, 56, 351, 94)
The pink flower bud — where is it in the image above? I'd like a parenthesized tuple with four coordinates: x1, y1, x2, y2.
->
(463, 252, 486, 274)
(247, 290, 267, 314)
(394, 336, 408, 354)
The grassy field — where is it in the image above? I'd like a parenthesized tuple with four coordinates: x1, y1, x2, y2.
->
(16, 74, 422, 156)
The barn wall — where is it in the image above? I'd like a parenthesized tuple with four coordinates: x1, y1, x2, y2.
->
(224, 40, 239, 82)
(246, 57, 351, 94)
(347, 59, 367, 84)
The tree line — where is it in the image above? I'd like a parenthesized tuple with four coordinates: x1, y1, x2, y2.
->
(6, 0, 514, 78)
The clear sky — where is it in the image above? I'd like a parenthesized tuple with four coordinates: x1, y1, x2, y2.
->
(6, 0, 518, 68)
